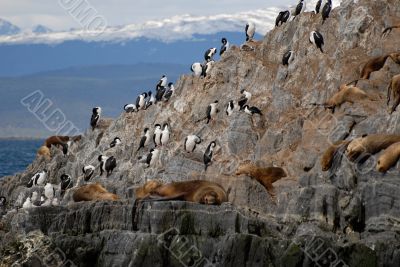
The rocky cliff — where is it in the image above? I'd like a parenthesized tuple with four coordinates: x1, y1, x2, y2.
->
(1, 0, 400, 266)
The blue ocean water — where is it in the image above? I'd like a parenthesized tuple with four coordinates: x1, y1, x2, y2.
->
(0, 139, 43, 178)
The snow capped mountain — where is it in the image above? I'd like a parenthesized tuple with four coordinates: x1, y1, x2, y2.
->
(0, 0, 341, 45)
(0, 18, 21, 36)
(32, 25, 52, 34)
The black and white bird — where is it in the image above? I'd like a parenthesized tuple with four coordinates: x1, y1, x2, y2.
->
(60, 174, 73, 196)
(206, 100, 219, 124)
(145, 91, 156, 109)
(146, 148, 160, 168)
(226, 100, 235, 116)
(124, 103, 137, 113)
(238, 89, 252, 110)
(322, 0, 332, 23)
(203, 141, 216, 171)
(156, 75, 168, 90)
(316, 0, 322, 13)
(243, 105, 263, 116)
(82, 165, 95, 181)
(164, 82, 175, 101)
(309, 31, 324, 53)
(220, 38, 230, 56)
(60, 141, 71, 157)
(204, 48, 217, 62)
(191, 62, 203, 77)
(282, 50, 295, 66)
(110, 137, 122, 148)
(201, 60, 214, 78)
(153, 124, 163, 147)
(275, 10, 291, 27)
(98, 155, 117, 176)
(27, 169, 47, 188)
(292, 0, 306, 19)
(137, 128, 151, 151)
(0, 196, 6, 207)
(160, 123, 170, 146)
(184, 135, 202, 153)
(245, 22, 256, 41)
(156, 86, 166, 102)
(136, 92, 148, 110)
(90, 107, 101, 130)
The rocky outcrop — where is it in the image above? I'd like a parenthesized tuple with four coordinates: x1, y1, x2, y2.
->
(1, 0, 400, 266)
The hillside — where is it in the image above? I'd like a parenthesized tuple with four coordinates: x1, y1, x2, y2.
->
(1, 0, 400, 266)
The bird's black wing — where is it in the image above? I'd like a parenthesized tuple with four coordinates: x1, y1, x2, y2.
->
(316, 0, 322, 13)
(275, 12, 283, 27)
(136, 95, 141, 108)
(220, 45, 226, 56)
(251, 106, 263, 115)
(295, 2, 303, 15)
(206, 105, 212, 123)
(238, 98, 247, 109)
(138, 136, 146, 151)
(146, 152, 153, 165)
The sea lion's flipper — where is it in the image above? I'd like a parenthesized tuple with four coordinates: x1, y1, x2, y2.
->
(329, 141, 350, 177)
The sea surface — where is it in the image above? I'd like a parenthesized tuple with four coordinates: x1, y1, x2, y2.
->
(0, 139, 43, 178)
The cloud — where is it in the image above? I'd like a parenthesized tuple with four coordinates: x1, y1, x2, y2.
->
(0, 0, 342, 45)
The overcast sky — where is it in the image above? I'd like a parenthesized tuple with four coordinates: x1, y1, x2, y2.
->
(0, 0, 294, 30)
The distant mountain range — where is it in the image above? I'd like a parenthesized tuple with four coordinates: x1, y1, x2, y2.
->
(0, 63, 187, 138)
(0, 18, 21, 36)
(0, 31, 260, 76)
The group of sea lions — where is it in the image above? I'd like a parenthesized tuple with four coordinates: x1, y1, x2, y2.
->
(71, 162, 287, 205)
(321, 134, 400, 173)
(320, 25, 400, 174)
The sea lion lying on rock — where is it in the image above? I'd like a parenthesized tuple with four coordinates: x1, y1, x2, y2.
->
(135, 180, 227, 205)
(376, 142, 400, 173)
(236, 163, 286, 199)
(36, 146, 51, 160)
(73, 183, 119, 202)
(346, 134, 400, 162)
(348, 53, 400, 85)
(321, 140, 351, 171)
(324, 84, 370, 112)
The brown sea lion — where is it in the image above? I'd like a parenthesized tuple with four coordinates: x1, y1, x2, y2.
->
(44, 135, 70, 148)
(135, 180, 227, 205)
(376, 142, 400, 173)
(346, 134, 400, 162)
(321, 140, 351, 171)
(72, 183, 119, 202)
(348, 53, 400, 86)
(44, 135, 81, 148)
(382, 25, 400, 36)
(236, 163, 287, 199)
(36, 145, 51, 160)
(324, 84, 369, 112)
(387, 74, 400, 114)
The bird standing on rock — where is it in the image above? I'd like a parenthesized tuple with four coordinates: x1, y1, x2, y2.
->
(220, 38, 230, 56)
(204, 141, 216, 171)
(207, 101, 219, 124)
(245, 22, 255, 41)
(90, 107, 101, 130)
(204, 48, 217, 62)
(309, 31, 324, 53)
